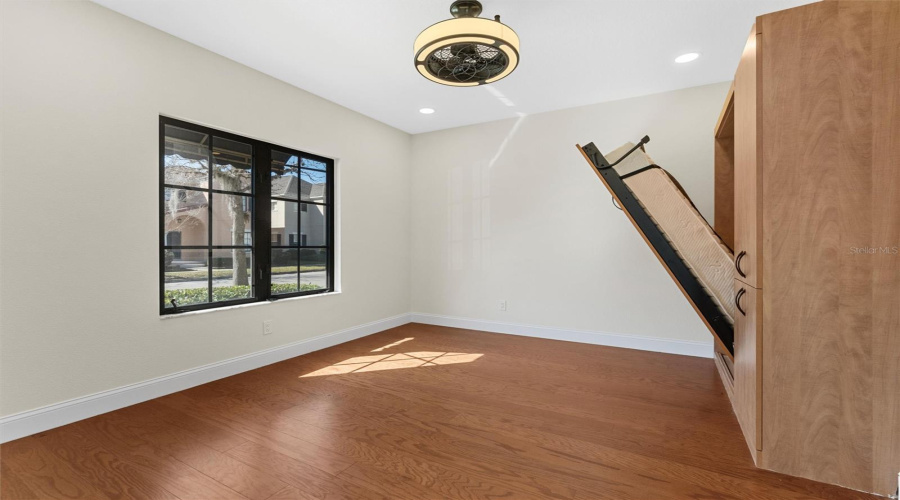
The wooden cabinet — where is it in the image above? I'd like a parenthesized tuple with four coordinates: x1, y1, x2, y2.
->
(732, 281, 762, 460)
(713, 85, 735, 250)
(732, 28, 762, 289)
(715, 2, 900, 496)
(716, 24, 765, 470)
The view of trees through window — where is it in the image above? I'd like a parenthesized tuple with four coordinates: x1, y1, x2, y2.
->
(161, 118, 333, 314)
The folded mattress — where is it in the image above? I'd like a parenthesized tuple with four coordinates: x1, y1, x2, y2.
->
(607, 143, 735, 323)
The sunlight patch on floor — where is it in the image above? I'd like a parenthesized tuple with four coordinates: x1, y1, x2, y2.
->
(300, 351, 484, 378)
(371, 337, 414, 352)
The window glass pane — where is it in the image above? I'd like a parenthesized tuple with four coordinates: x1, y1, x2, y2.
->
(301, 157, 327, 171)
(300, 169, 328, 203)
(212, 137, 252, 193)
(271, 150, 299, 200)
(164, 258, 209, 309)
(271, 248, 299, 294)
(212, 193, 253, 246)
(300, 204, 327, 246)
(212, 249, 253, 302)
(271, 200, 297, 246)
(300, 248, 327, 291)
(164, 188, 208, 246)
(164, 125, 209, 188)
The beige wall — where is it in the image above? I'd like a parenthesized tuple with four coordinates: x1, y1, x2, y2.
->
(410, 82, 731, 344)
(0, 0, 411, 416)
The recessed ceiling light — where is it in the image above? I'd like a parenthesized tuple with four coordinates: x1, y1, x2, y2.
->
(419, 108, 436, 114)
(675, 52, 700, 63)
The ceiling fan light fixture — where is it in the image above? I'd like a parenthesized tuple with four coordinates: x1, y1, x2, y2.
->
(414, 0, 520, 87)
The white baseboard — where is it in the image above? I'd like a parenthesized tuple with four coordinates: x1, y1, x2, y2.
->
(0, 313, 411, 444)
(410, 313, 714, 359)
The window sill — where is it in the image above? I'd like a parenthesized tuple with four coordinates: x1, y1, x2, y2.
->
(159, 290, 342, 320)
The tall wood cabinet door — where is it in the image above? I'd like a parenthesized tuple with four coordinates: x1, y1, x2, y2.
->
(758, 2, 900, 494)
(733, 281, 762, 458)
(733, 28, 762, 288)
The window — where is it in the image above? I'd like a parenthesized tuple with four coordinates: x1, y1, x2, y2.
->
(161, 117, 335, 314)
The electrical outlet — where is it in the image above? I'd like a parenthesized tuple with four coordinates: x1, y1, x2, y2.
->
(263, 320, 273, 335)
(499, 300, 507, 311)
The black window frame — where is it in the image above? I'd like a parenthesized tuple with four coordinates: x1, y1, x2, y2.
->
(159, 116, 335, 315)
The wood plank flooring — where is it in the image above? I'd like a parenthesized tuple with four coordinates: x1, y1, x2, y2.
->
(0, 324, 879, 499)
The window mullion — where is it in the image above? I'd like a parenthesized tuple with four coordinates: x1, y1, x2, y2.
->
(256, 145, 272, 301)
(159, 118, 166, 314)
(207, 138, 214, 304)
(297, 185, 302, 292)
(327, 160, 335, 291)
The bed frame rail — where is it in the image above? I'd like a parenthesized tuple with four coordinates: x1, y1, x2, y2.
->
(577, 140, 735, 358)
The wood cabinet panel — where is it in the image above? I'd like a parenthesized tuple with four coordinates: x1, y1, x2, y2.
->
(758, 1, 900, 495)
(870, 1, 900, 494)
(733, 28, 762, 288)
(715, 86, 735, 250)
(733, 281, 762, 463)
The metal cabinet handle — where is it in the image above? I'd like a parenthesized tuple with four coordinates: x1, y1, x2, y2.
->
(735, 251, 748, 278)
(736, 288, 747, 316)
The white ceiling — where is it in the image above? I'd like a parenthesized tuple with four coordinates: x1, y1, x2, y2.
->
(93, 0, 810, 134)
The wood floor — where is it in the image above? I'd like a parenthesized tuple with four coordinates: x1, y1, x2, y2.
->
(1, 324, 879, 500)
